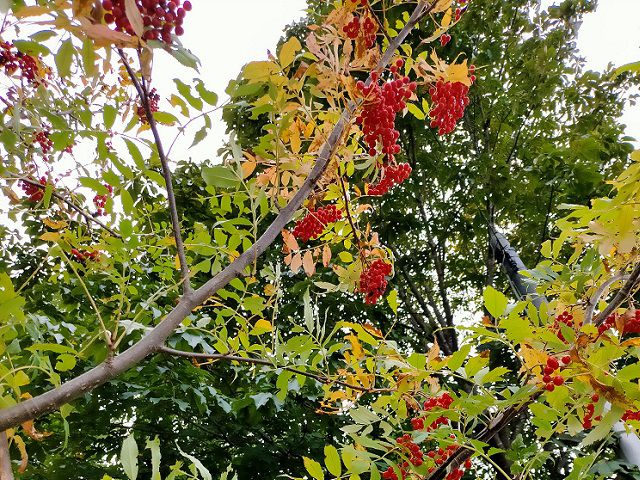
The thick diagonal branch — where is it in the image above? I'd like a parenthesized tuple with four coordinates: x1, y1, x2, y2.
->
(592, 263, 640, 325)
(0, 0, 434, 431)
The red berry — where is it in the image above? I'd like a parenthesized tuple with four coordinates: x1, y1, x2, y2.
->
(553, 376, 564, 386)
(545, 383, 555, 392)
(561, 355, 571, 365)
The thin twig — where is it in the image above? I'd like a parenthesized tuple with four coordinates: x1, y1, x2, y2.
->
(584, 273, 629, 325)
(158, 345, 388, 393)
(4, 175, 121, 238)
(117, 49, 192, 296)
(592, 263, 640, 325)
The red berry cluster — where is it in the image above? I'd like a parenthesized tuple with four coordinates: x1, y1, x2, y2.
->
(102, 0, 191, 43)
(71, 248, 101, 262)
(622, 409, 640, 422)
(20, 177, 47, 203)
(342, 15, 376, 47)
(541, 355, 570, 392)
(137, 88, 160, 124)
(549, 310, 577, 343)
(428, 80, 470, 135)
(292, 205, 343, 242)
(367, 162, 412, 196)
(596, 314, 616, 336)
(349, 0, 368, 5)
(0, 41, 42, 86)
(359, 259, 392, 304)
(621, 310, 640, 334)
(582, 394, 602, 429)
(34, 130, 53, 154)
(440, 33, 451, 47)
(455, 5, 467, 21)
(356, 62, 417, 159)
(411, 393, 454, 432)
(93, 184, 114, 216)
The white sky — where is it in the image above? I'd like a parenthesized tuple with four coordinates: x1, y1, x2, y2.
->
(151, 0, 640, 159)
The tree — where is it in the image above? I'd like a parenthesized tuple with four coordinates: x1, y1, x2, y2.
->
(1, 1, 640, 479)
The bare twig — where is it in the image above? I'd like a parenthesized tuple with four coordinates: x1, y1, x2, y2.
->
(5, 175, 121, 238)
(0, 1, 433, 431)
(117, 49, 192, 296)
(584, 273, 630, 325)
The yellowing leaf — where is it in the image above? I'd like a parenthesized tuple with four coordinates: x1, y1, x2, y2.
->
(443, 60, 471, 86)
(13, 5, 51, 17)
(290, 252, 302, 273)
(441, 8, 452, 28)
(39, 232, 60, 242)
(13, 434, 28, 473)
(281, 229, 299, 252)
(303, 456, 324, 480)
(42, 218, 67, 230)
(72, 0, 93, 17)
(279, 36, 302, 69)
(251, 319, 273, 335)
(21, 420, 51, 441)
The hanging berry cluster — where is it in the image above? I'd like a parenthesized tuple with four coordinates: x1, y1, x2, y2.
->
(93, 184, 114, 216)
(356, 61, 416, 160)
(342, 15, 376, 48)
(358, 259, 392, 304)
(291, 205, 343, 242)
(549, 310, 577, 343)
(102, 0, 192, 43)
(439, 33, 451, 47)
(428, 79, 471, 135)
(20, 177, 47, 203)
(541, 355, 570, 392)
(34, 130, 53, 155)
(0, 41, 42, 86)
(137, 88, 160, 124)
(582, 394, 602, 429)
(411, 393, 453, 432)
(367, 163, 412, 196)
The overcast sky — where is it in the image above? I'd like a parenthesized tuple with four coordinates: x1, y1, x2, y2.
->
(151, 0, 640, 158)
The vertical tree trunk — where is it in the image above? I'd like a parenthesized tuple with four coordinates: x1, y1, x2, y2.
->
(0, 431, 13, 480)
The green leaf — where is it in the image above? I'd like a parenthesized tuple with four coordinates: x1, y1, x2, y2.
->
(170, 44, 201, 71)
(279, 36, 301, 69)
(146, 437, 161, 480)
(13, 40, 49, 56)
(81, 38, 96, 75)
(303, 457, 324, 480)
(324, 445, 341, 477)
(79, 177, 108, 194)
(173, 78, 203, 110)
(120, 434, 139, 480)
(55, 354, 76, 372)
(387, 289, 398, 314)
(202, 165, 240, 189)
(103, 105, 117, 129)
(483, 285, 508, 318)
(55, 39, 74, 77)
(581, 405, 623, 447)
(153, 111, 179, 125)
(407, 103, 425, 120)
(613, 61, 640, 79)
(195, 80, 218, 105)
(177, 444, 212, 480)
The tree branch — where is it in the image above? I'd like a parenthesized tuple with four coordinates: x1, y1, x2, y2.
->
(0, 431, 12, 480)
(0, 0, 434, 431)
(117, 48, 192, 296)
(587, 263, 640, 325)
(158, 346, 388, 393)
(5, 175, 121, 238)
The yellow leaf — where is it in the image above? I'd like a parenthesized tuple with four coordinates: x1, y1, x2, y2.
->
(519, 344, 548, 377)
(42, 218, 67, 230)
(39, 232, 60, 242)
(279, 36, 302, 69)
(13, 434, 28, 473)
(175, 253, 180, 270)
(442, 8, 452, 28)
(432, 0, 453, 13)
(241, 159, 256, 179)
(140, 46, 153, 81)
(13, 5, 51, 17)
(443, 60, 471, 86)
(303, 250, 315, 277)
(21, 420, 51, 441)
(243, 61, 277, 83)
(290, 129, 302, 154)
(251, 319, 273, 335)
